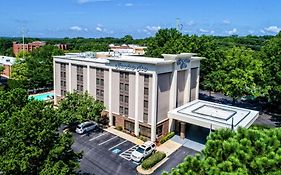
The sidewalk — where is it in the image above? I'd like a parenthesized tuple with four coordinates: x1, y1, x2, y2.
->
(137, 140, 182, 175)
(104, 126, 144, 145)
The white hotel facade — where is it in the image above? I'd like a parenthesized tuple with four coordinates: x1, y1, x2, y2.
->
(53, 52, 259, 142)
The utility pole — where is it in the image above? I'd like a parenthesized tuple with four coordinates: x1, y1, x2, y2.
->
(21, 26, 26, 58)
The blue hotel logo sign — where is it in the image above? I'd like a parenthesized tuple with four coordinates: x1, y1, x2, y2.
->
(177, 58, 190, 69)
(115, 63, 148, 72)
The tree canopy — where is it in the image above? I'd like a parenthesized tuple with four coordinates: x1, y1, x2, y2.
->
(57, 91, 106, 126)
(0, 89, 81, 175)
(10, 45, 64, 90)
(164, 127, 281, 175)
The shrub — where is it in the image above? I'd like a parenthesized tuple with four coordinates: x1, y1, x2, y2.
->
(116, 126, 123, 131)
(160, 132, 175, 144)
(138, 136, 148, 142)
(141, 151, 166, 170)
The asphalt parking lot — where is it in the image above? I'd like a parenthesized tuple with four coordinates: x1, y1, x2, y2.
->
(71, 129, 139, 175)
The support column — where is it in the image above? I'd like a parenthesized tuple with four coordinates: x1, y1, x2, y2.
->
(108, 68, 113, 126)
(180, 122, 186, 139)
(134, 72, 140, 136)
(68, 63, 72, 92)
(169, 65, 177, 110)
(87, 65, 90, 92)
(53, 60, 57, 105)
(168, 118, 175, 132)
(150, 72, 157, 142)
(195, 66, 200, 100)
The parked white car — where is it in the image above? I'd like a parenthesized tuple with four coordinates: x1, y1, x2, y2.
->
(75, 121, 97, 134)
(131, 141, 156, 162)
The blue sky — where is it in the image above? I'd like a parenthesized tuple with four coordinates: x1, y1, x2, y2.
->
(0, 0, 280, 38)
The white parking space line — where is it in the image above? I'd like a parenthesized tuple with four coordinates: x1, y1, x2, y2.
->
(98, 136, 118, 146)
(119, 145, 138, 161)
(108, 140, 127, 151)
(80, 134, 87, 138)
(89, 132, 107, 141)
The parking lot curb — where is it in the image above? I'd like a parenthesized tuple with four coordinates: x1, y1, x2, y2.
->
(104, 127, 144, 145)
(136, 157, 169, 175)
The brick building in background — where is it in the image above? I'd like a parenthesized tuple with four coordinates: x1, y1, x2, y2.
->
(13, 41, 46, 56)
(0, 56, 16, 78)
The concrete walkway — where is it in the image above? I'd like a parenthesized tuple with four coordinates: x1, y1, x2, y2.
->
(170, 135, 205, 152)
(104, 126, 144, 145)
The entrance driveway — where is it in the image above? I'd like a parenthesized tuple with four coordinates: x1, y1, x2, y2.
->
(153, 146, 198, 175)
(72, 130, 138, 175)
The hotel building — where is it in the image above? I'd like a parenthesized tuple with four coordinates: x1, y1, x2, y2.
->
(53, 52, 202, 141)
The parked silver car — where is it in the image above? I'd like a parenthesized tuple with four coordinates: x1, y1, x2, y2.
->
(131, 141, 156, 162)
(75, 121, 97, 134)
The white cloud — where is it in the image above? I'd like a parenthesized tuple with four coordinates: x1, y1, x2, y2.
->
(222, 19, 231, 24)
(199, 28, 209, 33)
(260, 29, 265, 34)
(248, 30, 254, 34)
(226, 28, 237, 35)
(124, 3, 133, 7)
(96, 27, 103, 32)
(265, 26, 281, 33)
(146, 25, 161, 32)
(70, 26, 82, 31)
(210, 30, 215, 34)
(77, 0, 110, 4)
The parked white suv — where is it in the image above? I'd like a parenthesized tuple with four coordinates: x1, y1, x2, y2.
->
(75, 121, 97, 134)
(131, 141, 156, 162)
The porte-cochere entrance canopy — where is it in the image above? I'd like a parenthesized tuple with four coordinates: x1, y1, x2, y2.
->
(168, 100, 259, 131)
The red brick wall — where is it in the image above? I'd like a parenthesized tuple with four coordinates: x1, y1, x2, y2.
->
(114, 114, 125, 129)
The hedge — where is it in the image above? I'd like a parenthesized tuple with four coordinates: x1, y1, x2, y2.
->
(160, 132, 175, 144)
(141, 151, 166, 170)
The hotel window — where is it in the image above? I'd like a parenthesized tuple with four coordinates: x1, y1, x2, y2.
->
(119, 71, 130, 117)
(96, 68, 104, 102)
(124, 120, 134, 132)
(156, 125, 163, 136)
(143, 113, 148, 123)
(140, 125, 151, 138)
(144, 74, 149, 82)
(144, 100, 148, 108)
(124, 96, 129, 103)
(76, 65, 84, 92)
(60, 63, 67, 96)
(144, 87, 149, 95)
(125, 84, 129, 91)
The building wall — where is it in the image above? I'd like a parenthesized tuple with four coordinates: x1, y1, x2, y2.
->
(128, 73, 135, 120)
(88, 67, 96, 98)
(82, 66, 87, 93)
(65, 64, 70, 92)
(55, 62, 61, 96)
(148, 75, 153, 125)
(177, 71, 186, 107)
(71, 65, 77, 91)
(138, 74, 145, 122)
(111, 70, 120, 113)
(104, 69, 110, 109)
(157, 73, 171, 123)
(190, 67, 198, 101)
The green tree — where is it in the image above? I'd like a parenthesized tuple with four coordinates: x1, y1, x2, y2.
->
(164, 127, 281, 175)
(222, 47, 267, 103)
(0, 90, 81, 175)
(259, 32, 281, 104)
(122, 35, 134, 44)
(57, 91, 105, 127)
(0, 65, 4, 73)
(10, 45, 64, 89)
